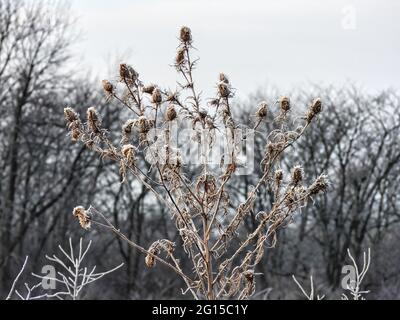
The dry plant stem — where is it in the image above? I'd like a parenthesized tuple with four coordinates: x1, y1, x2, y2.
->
(6, 256, 29, 300)
(179, 42, 215, 299)
(214, 183, 319, 297)
(211, 123, 310, 252)
(292, 275, 325, 300)
(144, 139, 205, 258)
(113, 93, 140, 116)
(90, 207, 198, 299)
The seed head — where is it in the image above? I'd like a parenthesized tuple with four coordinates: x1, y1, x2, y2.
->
(306, 98, 322, 123)
(152, 88, 162, 104)
(64, 107, 79, 123)
(175, 48, 185, 66)
(165, 105, 177, 121)
(219, 73, 229, 84)
(137, 116, 153, 134)
(121, 119, 135, 144)
(145, 254, 156, 268)
(102, 80, 113, 95)
(72, 206, 91, 230)
(87, 107, 101, 134)
(308, 174, 329, 196)
(179, 26, 192, 43)
(166, 90, 179, 102)
(291, 165, 303, 184)
(275, 169, 283, 182)
(64, 107, 82, 142)
(119, 63, 138, 85)
(142, 84, 156, 94)
(121, 144, 136, 167)
(122, 119, 135, 135)
(256, 101, 268, 118)
(280, 96, 290, 112)
(218, 83, 230, 98)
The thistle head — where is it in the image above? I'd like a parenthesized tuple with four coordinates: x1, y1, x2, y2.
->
(256, 101, 268, 119)
(102, 80, 113, 95)
(308, 174, 329, 196)
(179, 26, 192, 43)
(87, 107, 101, 134)
(280, 96, 290, 112)
(119, 63, 138, 85)
(72, 206, 91, 230)
(152, 88, 162, 104)
(306, 98, 322, 123)
(291, 165, 304, 184)
(142, 84, 156, 94)
(165, 105, 177, 121)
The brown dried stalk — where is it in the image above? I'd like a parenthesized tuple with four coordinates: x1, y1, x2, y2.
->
(65, 26, 327, 300)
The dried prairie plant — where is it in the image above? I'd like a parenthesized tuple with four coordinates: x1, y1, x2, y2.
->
(65, 26, 327, 300)
(292, 275, 325, 300)
(5, 238, 123, 300)
(341, 248, 371, 300)
(293, 248, 371, 300)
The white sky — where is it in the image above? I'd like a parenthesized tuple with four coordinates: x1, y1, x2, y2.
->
(70, 0, 400, 97)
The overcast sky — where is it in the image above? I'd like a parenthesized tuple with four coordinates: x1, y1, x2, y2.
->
(70, 0, 400, 98)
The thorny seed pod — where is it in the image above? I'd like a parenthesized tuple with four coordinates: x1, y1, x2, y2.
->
(280, 96, 290, 112)
(180, 26, 192, 43)
(145, 240, 174, 268)
(121, 119, 135, 144)
(165, 105, 177, 121)
(175, 48, 185, 66)
(166, 90, 178, 102)
(275, 169, 283, 182)
(145, 253, 156, 268)
(136, 116, 153, 134)
(306, 98, 322, 123)
(152, 88, 162, 104)
(308, 174, 328, 196)
(142, 84, 156, 94)
(218, 82, 230, 98)
(209, 98, 220, 107)
(291, 165, 303, 184)
(102, 80, 113, 95)
(121, 144, 136, 167)
(64, 107, 82, 142)
(64, 107, 79, 123)
(70, 129, 81, 142)
(219, 73, 229, 84)
(119, 63, 138, 85)
(122, 119, 135, 135)
(256, 101, 268, 119)
(72, 206, 91, 230)
(87, 107, 102, 134)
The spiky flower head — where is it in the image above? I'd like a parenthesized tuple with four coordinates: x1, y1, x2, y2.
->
(165, 105, 177, 121)
(102, 80, 113, 95)
(256, 101, 268, 119)
(291, 165, 303, 184)
(152, 88, 162, 104)
(121, 144, 136, 167)
(306, 98, 322, 123)
(119, 63, 138, 85)
(179, 26, 192, 43)
(87, 107, 101, 134)
(308, 174, 329, 196)
(280, 96, 290, 112)
(64, 107, 82, 142)
(142, 84, 156, 94)
(72, 206, 91, 230)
